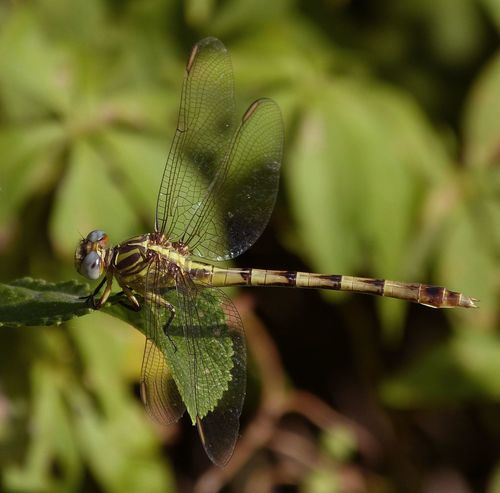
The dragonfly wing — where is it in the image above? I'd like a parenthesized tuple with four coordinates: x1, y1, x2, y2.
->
(182, 97, 283, 260)
(140, 338, 186, 424)
(156, 37, 235, 239)
(166, 273, 246, 466)
(156, 38, 283, 261)
(192, 290, 246, 466)
(140, 258, 186, 424)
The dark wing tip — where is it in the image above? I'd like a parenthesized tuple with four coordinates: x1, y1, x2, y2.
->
(196, 416, 235, 467)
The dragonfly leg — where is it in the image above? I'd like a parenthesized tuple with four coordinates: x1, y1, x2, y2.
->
(117, 294, 141, 312)
(79, 276, 106, 305)
(81, 275, 113, 310)
(117, 285, 141, 311)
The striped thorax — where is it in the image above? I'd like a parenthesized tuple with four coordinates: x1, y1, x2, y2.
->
(75, 230, 196, 308)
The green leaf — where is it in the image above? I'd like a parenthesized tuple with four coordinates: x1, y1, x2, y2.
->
(416, 0, 485, 65)
(0, 7, 73, 118)
(0, 123, 65, 227)
(286, 77, 455, 336)
(98, 129, 168, 222)
(0, 278, 92, 327)
(0, 272, 236, 424)
(185, 0, 215, 27)
(108, 290, 236, 424)
(210, 0, 291, 36)
(50, 139, 139, 259)
(437, 205, 496, 329)
(3, 362, 81, 493)
(287, 98, 360, 277)
(301, 467, 340, 493)
(320, 425, 357, 462)
(100, 289, 238, 425)
(34, 0, 105, 45)
(164, 290, 235, 423)
(68, 315, 175, 493)
(479, 0, 500, 32)
(0, 277, 134, 329)
(381, 329, 500, 407)
(463, 51, 500, 168)
(287, 79, 450, 276)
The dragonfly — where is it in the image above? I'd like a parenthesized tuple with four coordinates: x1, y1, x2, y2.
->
(74, 37, 477, 466)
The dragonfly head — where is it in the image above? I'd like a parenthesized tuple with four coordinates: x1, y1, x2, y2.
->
(74, 230, 111, 280)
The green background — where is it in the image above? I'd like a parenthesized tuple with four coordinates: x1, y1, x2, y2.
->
(0, 0, 499, 491)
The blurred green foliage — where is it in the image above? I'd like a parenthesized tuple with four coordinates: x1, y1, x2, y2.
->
(0, 0, 499, 491)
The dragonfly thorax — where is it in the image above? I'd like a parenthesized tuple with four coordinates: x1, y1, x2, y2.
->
(112, 233, 191, 290)
(75, 230, 113, 280)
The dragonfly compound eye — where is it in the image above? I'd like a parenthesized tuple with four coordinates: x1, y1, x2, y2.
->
(87, 230, 107, 243)
(79, 251, 102, 280)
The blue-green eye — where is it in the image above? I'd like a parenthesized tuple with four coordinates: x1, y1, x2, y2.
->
(80, 251, 102, 280)
(87, 230, 106, 242)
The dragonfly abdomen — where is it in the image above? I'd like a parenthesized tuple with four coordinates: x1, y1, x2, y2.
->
(208, 267, 477, 309)
(322, 275, 477, 308)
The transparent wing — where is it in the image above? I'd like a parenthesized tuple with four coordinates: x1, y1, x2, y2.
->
(181, 98, 283, 260)
(140, 251, 245, 465)
(156, 37, 235, 240)
(140, 338, 186, 424)
(140, 257, 186, 425)
(156, 37, 283, 260)
(167, 274, 246, 466)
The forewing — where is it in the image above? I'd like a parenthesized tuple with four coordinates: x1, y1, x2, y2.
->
(166, 274, 246, 466)
(182, 98, 284, 260)
(155, 37, 235, 239)
(156, 38, 283, 261)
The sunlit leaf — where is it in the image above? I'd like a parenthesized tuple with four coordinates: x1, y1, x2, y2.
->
(210, 0, 291, 36)
(287, 96, 360, 277)
(185, 0, 215, 27)
(463, 51, 500, 168)
(50, 139, 139, 259)
(0, 8, 73, 118)
(34, 0, 105, 44)
(98, 129, 168, 224)
(108, 290, 236, 424)
(0, 123, 64, 227)
(437, 205, 496, 329)
(287, 76, 458, 334)
(0, 277, 135, 330)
